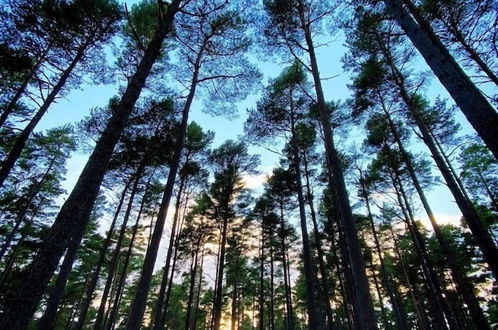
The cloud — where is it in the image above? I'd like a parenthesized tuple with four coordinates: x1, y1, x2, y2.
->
(242, 172, 269, 190)
(420, 213, 463, 229)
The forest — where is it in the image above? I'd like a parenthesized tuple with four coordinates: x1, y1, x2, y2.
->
(0, 0, 497, 329)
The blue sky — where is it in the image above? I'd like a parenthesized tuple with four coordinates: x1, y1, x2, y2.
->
(33, 0, 487, 230)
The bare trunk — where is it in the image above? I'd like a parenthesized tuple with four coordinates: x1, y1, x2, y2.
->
(302, 151, 335, 329)
(268, 238, 275, 330)
(94, 165, 144, 330)
(127, 38, 203, 329)
(36, 234, 84, 330)
(151, 175, 186, 330)
(385, 109, 490, 329)
(258, 239, 264, 330)
(73, 181, 131, 330)
(368, 258, 389, 329)
(106, 181, 149, 330)
(291, 139, 326, 329)
(185, 243, 200, 330)
(390, 229, 430, 330)
(278, 203, 294, 330)
(230, 253, 240, 330)
(295, 2, 376, 326)
(361, 178, 408, 330)
(192, 247, 205, 330)
(213, 215, 229, 330)
(391, 170, 455, 330)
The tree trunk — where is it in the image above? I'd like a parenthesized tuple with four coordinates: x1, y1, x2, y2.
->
(383, 0, 498, 158)
(94, 164, 144, 330)
(151, 176, 186, 330)
(210, 234, 223, 330)
(296, 2, 377, 327)
(290, 140, 326, 329)
(161, 214, 185, 326)
(73, 181, 131, 330)
(385, 109, 490, 329)
(0, 39, 89, 188)
(0, 44, 51, 129)
(389, 228, 429, 330)
(126, 38, 204, 329)
(213, 215, 229, 330)
(383, 45, 498, 280)
(391, 170, 456, 330)
(327, 212, 353, 330)
(185, 243, 200, 330)
(278, 202, 294, 330)
(36, 233, 84, 330)
(302, 151, 335, 329)
(192, 246, 205, 330)
(268, 237, 275, 330)
(0, 156, 56, 263)
(368, 258, 389, 329)
(361, 179, 408, 330)
(258, 239, 264, 330)
(0, 5, 181, 328)
(106, 181, 149, 330)
(230, 253, 240, 330)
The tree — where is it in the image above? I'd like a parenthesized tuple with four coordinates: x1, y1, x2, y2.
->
(205, 140, 259, 330)
(382, 0, 498, 158)
(260, 2, 377, 327)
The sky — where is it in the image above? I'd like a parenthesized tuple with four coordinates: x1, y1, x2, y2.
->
(31, 0, 486, 270)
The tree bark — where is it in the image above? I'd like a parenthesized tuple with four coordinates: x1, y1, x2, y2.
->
(213, 212, 230, 330)
(278, 202, 294, 330)
(295, 1, 377, 327)
(258, 239, 264, 330)
(106, 180, 149, 330)
(302, 151, 335, 329)
(192, 246, 205, 330)
(73, 181, 131, 330)
(391, 169, 456, 330)
(268, 237, 275, 330)
(290, 134, 326, 329)
(0, 5, 181, 328)
(360, 176, 408, 330)
(161, 214, 185, 326)
(382, 43, 498, 280)
(384, 108, 490, 329)
(390, 228, 430, 330)
(368, 258, 389, 329)
(383, 0, 498, 158)
(36, 234, 84, 330)
(126, 36, 203, 329)
(185, 240, 201, 330)
(94, 164, 144, 330)
(230, 253, 240, 330)
(151, 175, 186, 330)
